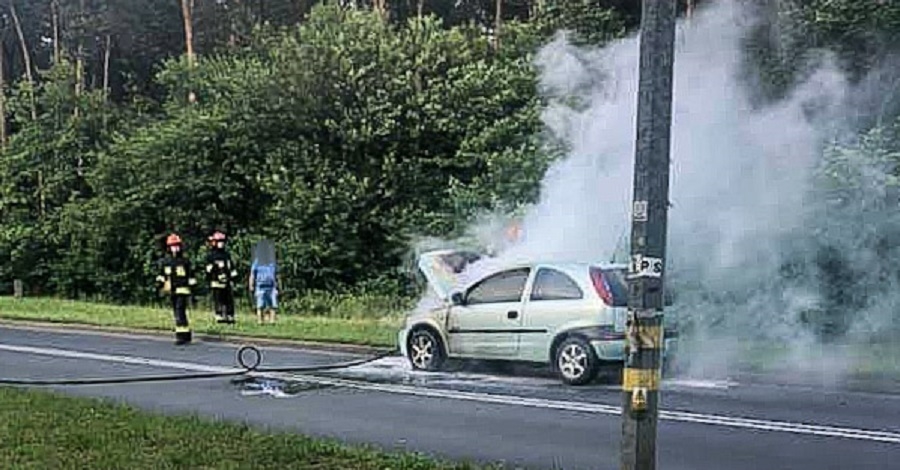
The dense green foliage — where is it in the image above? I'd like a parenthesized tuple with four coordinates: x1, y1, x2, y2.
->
(1, 0, 900, 331)
(0, 3, 591, 302)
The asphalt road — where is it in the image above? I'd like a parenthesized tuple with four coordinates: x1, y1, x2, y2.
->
(1, 324, 898, 470)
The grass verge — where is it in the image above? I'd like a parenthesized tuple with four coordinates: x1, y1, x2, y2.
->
(0, 386, 490, 469)
(0, 297, 402, 348)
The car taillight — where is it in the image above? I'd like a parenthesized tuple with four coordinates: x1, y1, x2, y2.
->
(590, 268, 614, 306)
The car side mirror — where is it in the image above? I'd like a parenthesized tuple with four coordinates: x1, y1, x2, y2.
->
(450, 291, 465, 306)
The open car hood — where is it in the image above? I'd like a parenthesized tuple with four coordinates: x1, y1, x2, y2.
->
(416, 249, 485, 301)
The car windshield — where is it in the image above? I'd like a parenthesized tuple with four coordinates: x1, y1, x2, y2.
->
(441, 251, 482, 274)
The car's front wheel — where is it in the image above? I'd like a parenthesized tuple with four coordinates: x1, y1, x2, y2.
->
(555, 336, 600, 386)
(407, 328, 445, 372)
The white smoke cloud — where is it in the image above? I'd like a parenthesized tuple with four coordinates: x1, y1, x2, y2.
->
(488, 0, 861, 381)
(409, 0, 899, 385)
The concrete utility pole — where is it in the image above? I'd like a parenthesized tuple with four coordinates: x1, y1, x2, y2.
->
(620, 0, 676, 469)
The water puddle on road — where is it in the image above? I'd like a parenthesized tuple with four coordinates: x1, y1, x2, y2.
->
(232, 376, 333, 398)
(314, 357, 735, 394)
(231, 357, 736, 401)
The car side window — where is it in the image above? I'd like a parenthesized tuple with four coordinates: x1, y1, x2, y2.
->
(466, 268, 531, 305)
(530, 268, 583, 301)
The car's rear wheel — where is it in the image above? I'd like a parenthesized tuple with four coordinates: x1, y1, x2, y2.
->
(407, 328, 445, 372)
(555, 336, 600, 386)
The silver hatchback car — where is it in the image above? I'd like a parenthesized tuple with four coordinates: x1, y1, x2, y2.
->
(398, 249, 678, 385)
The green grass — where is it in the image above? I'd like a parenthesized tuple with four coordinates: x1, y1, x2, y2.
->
(0, 297, 403, 348)
(0, 386, 492, 469)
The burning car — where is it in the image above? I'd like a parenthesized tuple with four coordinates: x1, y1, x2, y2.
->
(398, 249, 678, 385)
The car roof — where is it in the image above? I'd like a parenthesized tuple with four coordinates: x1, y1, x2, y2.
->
(467, 261, 628, 280)
(522, 261, 628, 271)
(417, 249, 629, 298)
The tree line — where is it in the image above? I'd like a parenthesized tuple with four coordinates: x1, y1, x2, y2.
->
(0, 0, 899, 313)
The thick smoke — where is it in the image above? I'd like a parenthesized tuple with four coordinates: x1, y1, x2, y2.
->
(408, 0, 898, 385)
(474, 0, 895, 383)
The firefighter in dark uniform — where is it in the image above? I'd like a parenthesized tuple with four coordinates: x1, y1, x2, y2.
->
(155, 233, 197, 345)
(205, 231, 239, 324)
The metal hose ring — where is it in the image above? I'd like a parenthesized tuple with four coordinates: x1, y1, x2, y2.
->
(236, 345, 262, 370)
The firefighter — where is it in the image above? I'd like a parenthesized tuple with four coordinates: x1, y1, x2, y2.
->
(205, 231, 239, 324)
(155, 233, 197, 345)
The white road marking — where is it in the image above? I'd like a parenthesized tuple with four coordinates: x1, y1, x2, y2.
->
(0, 323, 362, 357)
(0, 344, 239, 374)
(274, 373, 900, 444)
(666, 378, 738, 389)
(1, 343, 899, 444)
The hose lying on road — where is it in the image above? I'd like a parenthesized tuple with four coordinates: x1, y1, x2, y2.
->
(0, 345, 400, 386)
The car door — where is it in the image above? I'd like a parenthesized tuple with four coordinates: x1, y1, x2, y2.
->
(519, 267, 589, 362)
(447, 267, 530, 359)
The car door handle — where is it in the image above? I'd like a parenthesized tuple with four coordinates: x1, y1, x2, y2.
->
(507, 311, 518, 319)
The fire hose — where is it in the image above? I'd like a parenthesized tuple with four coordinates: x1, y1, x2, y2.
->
(0, 345, 400, 386)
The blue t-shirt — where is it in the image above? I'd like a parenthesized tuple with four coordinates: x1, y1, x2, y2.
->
(251, 260, 277, 289)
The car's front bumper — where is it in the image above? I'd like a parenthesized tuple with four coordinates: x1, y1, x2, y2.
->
(397, 327, 409, 358)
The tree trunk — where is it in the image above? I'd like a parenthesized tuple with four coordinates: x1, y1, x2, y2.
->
(686, 0, 694, 19)
(10, 1, 36, 121)
(298, 0, 306, 20)
(494, 0, 502, 50)
(102, 34, 111, 133)
(0, 40, 6, 149)
(182, 0, 195, 66)
(52, 0, 61, 64)
(531, 0, 544, 19)
(416, 0, 422, 18)
(103, 35, 112, 101)
(181, 0, 196, 103)
(229, 0, 241, 48)
(75, 0, 86, 118)
(38, 170, 45, 218)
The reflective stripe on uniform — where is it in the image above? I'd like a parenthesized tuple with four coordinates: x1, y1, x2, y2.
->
(188, 278, 197, 286)
(211, 282, 226, 289)
(175, 287, 191, 295)
(175, 326, 191, 333)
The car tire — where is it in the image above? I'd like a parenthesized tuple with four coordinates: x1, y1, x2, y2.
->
(555, 336, 600, 386)
(407, 328, 445, 372)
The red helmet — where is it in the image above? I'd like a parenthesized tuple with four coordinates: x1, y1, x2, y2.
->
(210, 231, 227, 241)
(166, 234, 183, 247)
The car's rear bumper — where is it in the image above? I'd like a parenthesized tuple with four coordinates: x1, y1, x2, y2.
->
(590, 335, 679, 362)
(566, 325, 679, 362)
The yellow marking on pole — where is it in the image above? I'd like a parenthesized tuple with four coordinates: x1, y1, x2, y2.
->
(631, 388, 648, 411)
(623, 368, 661, 391)
(626, 323, 663, 350)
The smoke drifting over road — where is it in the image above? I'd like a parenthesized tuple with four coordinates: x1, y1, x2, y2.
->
(485, 0, 898, 384)
(405, 0, 899, 386)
